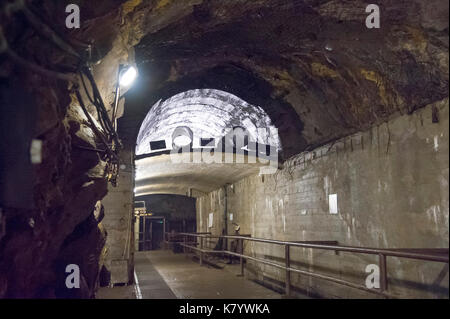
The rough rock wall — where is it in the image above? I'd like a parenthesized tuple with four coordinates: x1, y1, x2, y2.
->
(197, 100, 449, 298)
(0, 75, 108, 298)
(0, 0, 130, 298)
(1, 0, 448, 298)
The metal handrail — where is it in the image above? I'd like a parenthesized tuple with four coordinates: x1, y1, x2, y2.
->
(168, 232, 449, 298)
(177, 233, 448, 262)
(164, 232, 211, 243)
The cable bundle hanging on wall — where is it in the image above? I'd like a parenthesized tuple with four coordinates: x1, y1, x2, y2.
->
(0, 0, 121, 186)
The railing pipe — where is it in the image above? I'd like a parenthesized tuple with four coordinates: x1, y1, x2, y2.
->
(170, 232, 449, 298)
(179, 233, 448, 263)
(285, 244, 291, 296)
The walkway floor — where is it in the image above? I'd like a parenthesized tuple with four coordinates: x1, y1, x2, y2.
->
(132, 250, 281, 299)
(96, 285, 136, 299)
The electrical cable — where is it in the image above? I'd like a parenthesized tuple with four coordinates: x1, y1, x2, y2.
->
(74, 87, 118, 161)
(84, 84, 114, 143)
(6, 47, 77, 82)
(1, 0, 122, 185)
(78, 69, 111, 137)
(78, 70, 96, 105)
(21, 3, 80, 58)
(0, 28, 77, 82)
(72, 144, 108, 154)
(81, 67, 121, 147)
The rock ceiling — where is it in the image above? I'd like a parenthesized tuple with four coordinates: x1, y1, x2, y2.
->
(118, 0, 448, 159)
(9, 0, 446, 159)
(0, 0, 448, 299)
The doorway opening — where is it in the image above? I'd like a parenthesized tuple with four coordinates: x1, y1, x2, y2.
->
(136, 216, 166, 251)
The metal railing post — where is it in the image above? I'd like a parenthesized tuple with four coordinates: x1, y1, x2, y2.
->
(183, 234, 187, 254)
(379, 253, 388, 292)
(172, 232, 447, 298)
(285, 244, 291, 296)
(239, 238, 244, 276)
(200, 237, 204, 266)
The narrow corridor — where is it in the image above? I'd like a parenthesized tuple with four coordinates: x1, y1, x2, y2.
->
(131, 251, 281, 300)
(0, 0, 448, 302)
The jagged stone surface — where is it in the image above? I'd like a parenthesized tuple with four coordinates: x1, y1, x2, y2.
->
(0, 0, 448, 298)
(121, 0, 448, 159)
(0, 1, 122, 298)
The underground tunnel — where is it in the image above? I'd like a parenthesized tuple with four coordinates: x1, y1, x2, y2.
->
(0, 0, 448, 303)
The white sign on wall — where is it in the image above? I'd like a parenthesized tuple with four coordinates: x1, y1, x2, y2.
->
(229, 213, 233, 221)
(329, 194, 338, 215)
(208, 213, 214, 228)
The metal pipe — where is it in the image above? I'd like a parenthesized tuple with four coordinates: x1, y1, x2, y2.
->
(287, 266, 389, 297)
(180, 244, 392, 297)
(178, 233, 448, 262)
(285, 244, 291, 296)
(379, 253, 388, 292)
(200, 237, 204, 266)
(223, 185, 228, 250)
(72, 144, 107, 153)
(111, 66, 123, 130)
(112, 82, 120, 130)
(178, 233, 449, 264)
(214, 235, 450, 263)
(239, 238, 244, 276)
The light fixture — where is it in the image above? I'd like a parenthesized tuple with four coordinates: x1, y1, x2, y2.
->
(119, 66, 137, 87)
(172, 126, 193, 148)
(112, 65, 138, 131)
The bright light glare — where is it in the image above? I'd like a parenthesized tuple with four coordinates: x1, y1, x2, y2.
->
(173, 135, 192, 147)
(119, 66, 137, 87)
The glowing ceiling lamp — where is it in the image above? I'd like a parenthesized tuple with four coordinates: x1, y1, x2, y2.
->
(112, 65, 138, 131)
(119, 66, 138, 87)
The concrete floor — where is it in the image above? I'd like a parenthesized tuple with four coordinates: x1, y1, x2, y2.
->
(98, 250, 281, 299)
(96, 285, 136, 299)
(136, 250, 281, 299)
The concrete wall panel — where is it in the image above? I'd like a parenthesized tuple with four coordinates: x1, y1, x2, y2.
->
(197, 100, 449, 298)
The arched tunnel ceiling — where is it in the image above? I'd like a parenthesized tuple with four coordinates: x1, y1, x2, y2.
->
(122, 64, 306, 159)
(134, 89, 281, 197)
(111, 0, 448, 198)
(136, 89, 281, 156)
(118, 0, 448, 161)
(135, 154, 267, 197)
(0, 0, 447, 300)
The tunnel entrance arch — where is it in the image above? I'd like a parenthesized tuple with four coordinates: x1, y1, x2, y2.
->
(136, 89, 282, 156)
(118, 64, 308, 161)
(134, 89, 282, 197)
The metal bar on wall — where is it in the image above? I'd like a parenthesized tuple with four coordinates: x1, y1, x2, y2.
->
(174, 232, 449, 298)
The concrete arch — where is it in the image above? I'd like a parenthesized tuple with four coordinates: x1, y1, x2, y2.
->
(135, 88, 282, 156)
(119, 64, 307, 160)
